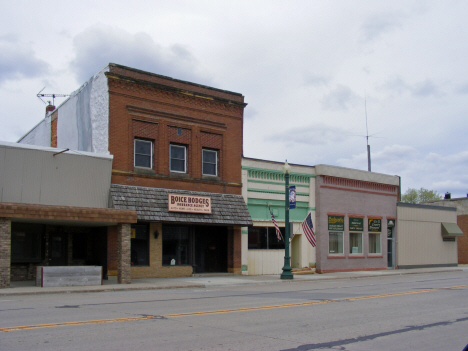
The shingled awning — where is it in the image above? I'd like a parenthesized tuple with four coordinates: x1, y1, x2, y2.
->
(110, 184, 252, 226)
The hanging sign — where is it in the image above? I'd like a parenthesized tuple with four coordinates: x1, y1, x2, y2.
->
(168, 194, 212, 214)
(368, 218, 382, 232)
(349, 217, 364, 232)
(328, 215, 344, 231)
(289, 186, 296, 209)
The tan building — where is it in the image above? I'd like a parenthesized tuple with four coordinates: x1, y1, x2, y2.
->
(396, 202, 461, 268)
(422, 196, 468, 264)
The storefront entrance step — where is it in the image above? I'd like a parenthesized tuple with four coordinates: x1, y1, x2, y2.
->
(192, 273, 235, 277)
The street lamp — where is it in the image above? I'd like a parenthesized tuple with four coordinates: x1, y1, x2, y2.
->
(281, 160, 294, 280)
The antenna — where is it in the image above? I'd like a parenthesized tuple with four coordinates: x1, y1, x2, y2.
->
(37, 87, 69, 106)
(365, 99, 371, 172)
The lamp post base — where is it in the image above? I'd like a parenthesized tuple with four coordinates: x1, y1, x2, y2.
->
(281, 267, 294, 280)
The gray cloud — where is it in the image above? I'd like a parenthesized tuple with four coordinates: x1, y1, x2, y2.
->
(456, 83, 468, 95)
(321, 85, 360, 111)
(0, 35, 49, 84)
(380, 77, 441, 97)
(304, 73, 329, 87)
(412, 80, 440, 97)
(360, 12, 405, 42)
(69, 25, 211, 85)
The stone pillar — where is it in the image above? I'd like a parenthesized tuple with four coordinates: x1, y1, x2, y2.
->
(0, 218, 11, 288)
(117, 223, 131, 284)
(227, 227, 242, 274)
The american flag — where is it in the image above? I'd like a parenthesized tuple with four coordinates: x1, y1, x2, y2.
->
(302, 212, 316, 247)
(269, 207, 282, 241)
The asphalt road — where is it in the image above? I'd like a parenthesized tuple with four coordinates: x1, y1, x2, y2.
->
(1, 271, 468, 351)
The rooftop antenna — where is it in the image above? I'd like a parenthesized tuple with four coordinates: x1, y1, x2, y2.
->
(36, 87, 69, 106)
(365, 98, 371, 172)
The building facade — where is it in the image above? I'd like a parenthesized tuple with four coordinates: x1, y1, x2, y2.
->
(0, 141, 136, 288)
(18, 63, 252, 279)
(396, 202, 461, 268)
(241, 158, 401, 275)
(423, 196, 468, 264)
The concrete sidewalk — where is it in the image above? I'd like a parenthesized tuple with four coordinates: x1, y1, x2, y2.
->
(2, 265, 467, 296)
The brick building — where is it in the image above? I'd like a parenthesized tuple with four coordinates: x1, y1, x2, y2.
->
(19, 63, 252, 279)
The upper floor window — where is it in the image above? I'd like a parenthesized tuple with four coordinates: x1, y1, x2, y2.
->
(134, 139, 153, 168)
(202, 149, 218, 176)
(170, 144, 186, 173)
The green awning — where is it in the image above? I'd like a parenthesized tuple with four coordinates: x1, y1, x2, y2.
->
(441, 222, 464, 237)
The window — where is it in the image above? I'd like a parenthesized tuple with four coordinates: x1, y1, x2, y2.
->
(248, 227, 285, 250)
(329, 232, 343, 254)
(349, 232, 363, 254)
(170, 144, 186, 173)
(369, 233, 381, 254)
(131, 224, 149, 266)
(11, 223, 43, 262)
(134, 139, 153, 168)
(202, 149, 218, 176)
(163, 225, 190, 265)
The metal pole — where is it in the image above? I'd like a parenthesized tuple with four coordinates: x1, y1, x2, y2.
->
(281, 171, 293, 279)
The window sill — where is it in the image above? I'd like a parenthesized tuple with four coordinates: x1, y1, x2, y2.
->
(348, 255, 365, 259)
(327, 255, 346, 259)
(134, 167, 155, 176)
(367, 254, 383, 258)
(202, 174, 220, 181)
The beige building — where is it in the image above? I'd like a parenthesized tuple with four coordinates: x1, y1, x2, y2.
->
(396, 202, 461, 268)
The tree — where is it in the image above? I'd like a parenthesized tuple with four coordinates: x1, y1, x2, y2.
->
(401, 187, 443, 204)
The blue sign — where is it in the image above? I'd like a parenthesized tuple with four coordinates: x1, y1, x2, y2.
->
(289, 186, 296, 209)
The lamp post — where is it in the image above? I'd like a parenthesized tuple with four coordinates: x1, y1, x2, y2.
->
(281, 160, 294, 280)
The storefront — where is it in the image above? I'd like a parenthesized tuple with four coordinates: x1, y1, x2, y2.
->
(110, 184, 252, 278)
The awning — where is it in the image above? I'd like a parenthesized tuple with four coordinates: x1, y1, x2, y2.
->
(441, 222, 464, 237)
(110, 184, 252, 226)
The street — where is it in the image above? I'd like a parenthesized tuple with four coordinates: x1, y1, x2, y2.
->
(1, 271, 468, 350)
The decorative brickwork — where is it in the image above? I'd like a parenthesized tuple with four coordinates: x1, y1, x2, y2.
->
(117, 223, 131, 284)
(0, 218, 11, 288)
(322, 176, 398, 195)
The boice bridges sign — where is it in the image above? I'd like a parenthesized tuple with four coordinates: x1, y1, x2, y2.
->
(168, 194, 212, 214)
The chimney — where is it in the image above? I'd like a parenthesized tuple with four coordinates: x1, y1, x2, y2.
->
(46, 103, 55, 115)
(445, 192, 451, 200)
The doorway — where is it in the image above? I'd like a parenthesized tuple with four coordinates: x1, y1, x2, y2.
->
(387, 226, 393, 268)
(49, 231, 68, 266)
(194, 226, 227, 273)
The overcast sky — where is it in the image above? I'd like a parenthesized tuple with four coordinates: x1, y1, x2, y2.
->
(1, 1, 467, 197)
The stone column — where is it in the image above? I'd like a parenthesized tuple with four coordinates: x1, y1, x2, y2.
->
(117, 223, 131, 284)
(227, 226, 242, 274)
(0, 218, 11, 288)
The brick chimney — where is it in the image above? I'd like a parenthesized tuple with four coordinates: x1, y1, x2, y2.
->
(46, 103, 55, 115)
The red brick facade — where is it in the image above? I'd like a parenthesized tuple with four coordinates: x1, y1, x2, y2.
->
(103, 65, 246, 276)
(106, 65, 245, 195)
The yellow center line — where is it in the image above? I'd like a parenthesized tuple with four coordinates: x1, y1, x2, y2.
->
(1, 284, 467, 332)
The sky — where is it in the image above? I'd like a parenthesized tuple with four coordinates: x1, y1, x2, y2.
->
(1, 1, 467, 198)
